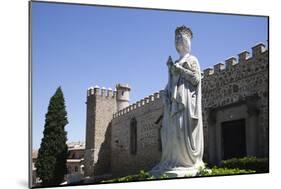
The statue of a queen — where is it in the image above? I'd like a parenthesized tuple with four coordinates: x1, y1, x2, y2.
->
(151, 25, 205, 177)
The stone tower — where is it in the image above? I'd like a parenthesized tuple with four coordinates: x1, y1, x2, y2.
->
(84, 85, 117, 178)
(84, 83, 130, 179)
(116, 84, 131, 111)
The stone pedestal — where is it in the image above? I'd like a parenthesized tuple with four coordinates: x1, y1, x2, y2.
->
(150, 163, 205, 178)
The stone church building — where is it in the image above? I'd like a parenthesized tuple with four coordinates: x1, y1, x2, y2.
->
(84, 43, 268, 179)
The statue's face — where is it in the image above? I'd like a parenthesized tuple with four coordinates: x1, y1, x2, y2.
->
(175, 33, 191, 56)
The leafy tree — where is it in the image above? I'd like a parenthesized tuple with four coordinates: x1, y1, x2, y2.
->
(35, 87, 68, 186)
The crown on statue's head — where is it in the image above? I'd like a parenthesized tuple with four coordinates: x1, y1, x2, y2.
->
(175, 25, 193, 39)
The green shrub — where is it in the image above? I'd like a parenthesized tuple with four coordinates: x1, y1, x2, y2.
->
(101, 170, 156, 183)
(221, 157, 269, 173)
(197, 166, 255, 176)
(102, 166, 256, 183)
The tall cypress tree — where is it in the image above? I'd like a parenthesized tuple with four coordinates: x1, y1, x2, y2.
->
(35, 87, 68, 186)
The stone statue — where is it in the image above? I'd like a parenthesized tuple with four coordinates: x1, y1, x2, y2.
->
(151, 26, 205, 177)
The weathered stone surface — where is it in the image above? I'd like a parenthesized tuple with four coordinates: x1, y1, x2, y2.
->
(111, 93, 163, 177)
(85, 43, 269, 178)
(202, 45, 269, 164)
(84, 87, 116, 177)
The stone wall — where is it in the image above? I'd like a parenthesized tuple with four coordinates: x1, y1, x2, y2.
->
(111, 92, 163, 177)
(84, 87, 117, 177)
(201, 43, 269, 164)
(85, 42, 269, 178)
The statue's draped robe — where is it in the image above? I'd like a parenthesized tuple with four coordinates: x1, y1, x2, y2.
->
(152, 54, 204, 173)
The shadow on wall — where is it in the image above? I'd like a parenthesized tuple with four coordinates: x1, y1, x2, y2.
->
(94, 122, 112, 178)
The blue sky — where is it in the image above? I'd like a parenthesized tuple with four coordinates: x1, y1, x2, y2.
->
(32, 2, 268, 149)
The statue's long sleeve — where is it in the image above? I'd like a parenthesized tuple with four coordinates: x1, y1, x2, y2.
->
(177, 59, 200, 86)
(151, 26, 204, 177)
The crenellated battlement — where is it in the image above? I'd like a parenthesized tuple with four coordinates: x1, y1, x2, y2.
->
(113, 90, 163, 118)
(87, 43, 268, 123)
(203, 42, 268, 77)
(87, 85, 117, 98)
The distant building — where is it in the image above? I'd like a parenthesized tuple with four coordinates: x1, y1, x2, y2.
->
(66, 142, 85, 183)
(32, 149, 42, 185)
(32, 141, 85, 185)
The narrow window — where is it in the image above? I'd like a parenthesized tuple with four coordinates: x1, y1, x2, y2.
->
(130, 118, 137, 155)
(158, 126, 162, 152)
(75, 166, 78, 172)
(72, 152, 76, 159)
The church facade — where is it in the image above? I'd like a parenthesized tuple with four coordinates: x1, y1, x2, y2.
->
(84, 43, 269, 179)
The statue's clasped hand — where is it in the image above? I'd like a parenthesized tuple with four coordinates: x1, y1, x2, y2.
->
(171, 63, 182, 75)
(167, 56, 185, 75)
